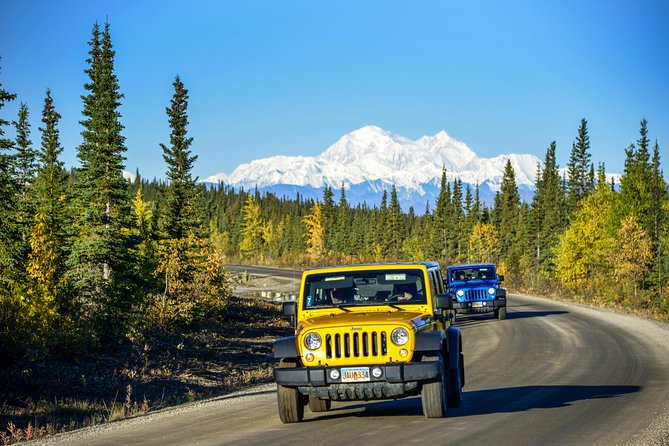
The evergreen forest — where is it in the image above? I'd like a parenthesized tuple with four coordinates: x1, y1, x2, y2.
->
(1, 22, 668, 364)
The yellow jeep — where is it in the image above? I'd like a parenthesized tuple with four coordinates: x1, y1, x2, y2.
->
(273, 262, 464, 422)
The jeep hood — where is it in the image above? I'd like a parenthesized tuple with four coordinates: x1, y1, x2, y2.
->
(299, 311, 427, 332)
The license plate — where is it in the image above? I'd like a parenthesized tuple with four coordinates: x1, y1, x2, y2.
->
(473, 302, 485, 308)
(341, 367, 370, 382)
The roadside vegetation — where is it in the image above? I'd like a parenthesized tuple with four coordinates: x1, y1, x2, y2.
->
(0, 19, 667, 443)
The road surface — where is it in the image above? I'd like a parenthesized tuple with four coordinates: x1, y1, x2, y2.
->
(39, 287, 669, 445)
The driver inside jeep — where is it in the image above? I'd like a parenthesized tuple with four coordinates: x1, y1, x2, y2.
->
(390, 282, 419, 301)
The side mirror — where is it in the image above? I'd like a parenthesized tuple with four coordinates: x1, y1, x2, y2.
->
(497, 274, 505, 282)
(282, 301, 297, 328)
(283, 301, 296, 316)
(435, 293, 454, 310)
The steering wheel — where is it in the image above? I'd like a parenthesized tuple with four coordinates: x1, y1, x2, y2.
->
(388, 293, 409, 301)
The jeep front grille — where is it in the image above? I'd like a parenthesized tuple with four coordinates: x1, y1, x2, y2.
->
(325, 331, 388, 359)
(465, 289, 488, 300)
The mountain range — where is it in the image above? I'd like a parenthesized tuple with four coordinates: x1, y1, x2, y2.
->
(201, 125, 546, 211)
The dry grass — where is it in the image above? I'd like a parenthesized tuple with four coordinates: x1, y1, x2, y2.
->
(0, 296, 291, 444)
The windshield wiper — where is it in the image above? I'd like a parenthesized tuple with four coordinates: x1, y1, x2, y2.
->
(380, 301, 403, 310)
(307, 304, 352, 312)
(331, 304, 352, 312)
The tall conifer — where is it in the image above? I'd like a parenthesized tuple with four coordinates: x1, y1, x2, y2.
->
(0, 61, 19, 278)
(619, 119, 654, 237)
(496, 160, 520, 257)
(567, 118, 593, 212)
(334, 183, 350, 255)
(160, 75, 200, 240)
(25, 90, 70, 338)
(32, 89, 69, 274)
(432, 167, 450, 260)
(649, 142, 666, 245)
(67, 22, 134, 342)
(321, 186, 335, 252)
(386, 184, 404, 258)
(14, 103, 37, 203)
(13, 103, 38, 263)
(531, 141, 567, 273)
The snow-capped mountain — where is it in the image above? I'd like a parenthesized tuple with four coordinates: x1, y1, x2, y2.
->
(203, 125, 542, 210)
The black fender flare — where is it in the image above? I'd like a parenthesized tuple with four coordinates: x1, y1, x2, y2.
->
(446, 326, 462, 371)
(273, 336, 298, 359)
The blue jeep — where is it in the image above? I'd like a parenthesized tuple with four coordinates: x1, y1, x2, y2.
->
(446, 264, 507, 320)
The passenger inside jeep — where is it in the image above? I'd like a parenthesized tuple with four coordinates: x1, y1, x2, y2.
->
(329, 287, 353, 304)
(390, 282, 418, 301)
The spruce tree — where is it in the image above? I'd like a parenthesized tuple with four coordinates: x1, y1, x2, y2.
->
(649, 141, 666, 246)
(618, 119, 653, 237)
(13, 103, 38, 264)
(369, 191, 387, 260)
(0, 61, 19, 280)
(386, 184, 404, 259)
(432, 167, 450, 260)
(531, 141, 567, 273)
(22, 90, 71, 342)
(496, 160, 520, 268)
(67, 22, 135, 343)
(567, 118, 593, 212)
(334, 183, 350, 255)
(450, 178, 464, 261)
(14, 103, 37, 203)
(30, 90, 69, 293)
(160, 75, 200, 240)
(321, 186, 335, 253)
(472, 183, 482, 223)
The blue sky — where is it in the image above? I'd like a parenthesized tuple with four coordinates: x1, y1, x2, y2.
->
(1, 0, 668, 181)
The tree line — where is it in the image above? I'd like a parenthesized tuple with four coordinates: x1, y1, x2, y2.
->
(1, 21, 667, 363)
(0, 22, 230, 362)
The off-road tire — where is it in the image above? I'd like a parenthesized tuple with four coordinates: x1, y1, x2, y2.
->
(421, 354, 448, 418)
(496, 306, 507, 320)
(276, 360, 304, 423)
(308, 395, 331, 412)
(447, 351, 464, 408)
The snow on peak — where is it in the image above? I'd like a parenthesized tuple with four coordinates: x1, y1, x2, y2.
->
(204, 126, 542, 193)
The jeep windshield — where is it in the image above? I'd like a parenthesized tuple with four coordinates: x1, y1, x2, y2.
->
(450, 267, 495, 283)
(302, 269, 427, 309)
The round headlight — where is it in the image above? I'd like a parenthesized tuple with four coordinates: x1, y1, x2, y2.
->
(488, 287, 495, 295)
(457, 289, 465, 297)
(304, 332, 322, 350)
(391, 328, 409, 346)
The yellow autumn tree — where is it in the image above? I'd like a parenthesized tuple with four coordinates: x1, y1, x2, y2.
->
(150, 234, 232, 331)
(611, 214, 653, 302)
(303, 202, 324, 263)
(402, 235, 426, 262)
(240, 195, 264, 259)
(26, 210, 60, 337)
(555, 181, 616, 293)
(468, 222, 501, 263)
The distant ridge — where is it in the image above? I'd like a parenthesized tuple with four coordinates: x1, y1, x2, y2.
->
(201, 125, 611, 211)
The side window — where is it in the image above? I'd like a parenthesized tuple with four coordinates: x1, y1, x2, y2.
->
(429, 269, 442, 295)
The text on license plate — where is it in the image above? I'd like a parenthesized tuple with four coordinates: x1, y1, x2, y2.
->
(341, 367, 370, 382)
(473, 301, 485, 308)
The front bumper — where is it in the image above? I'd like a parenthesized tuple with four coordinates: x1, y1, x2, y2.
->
(453, 297, 506, 313)
(274, 361, 441, 401)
